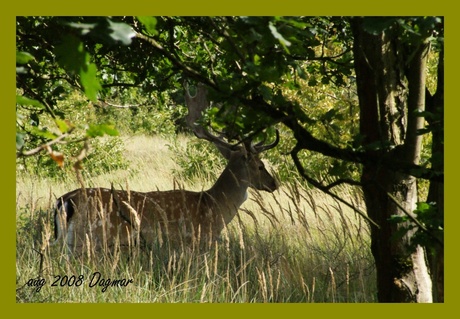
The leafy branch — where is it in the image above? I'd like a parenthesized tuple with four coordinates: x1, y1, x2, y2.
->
(386, 191, 443, 247)
(17, 133, 69, 158)
(135, 32, 218, 91)
(239, 96, 443, 183)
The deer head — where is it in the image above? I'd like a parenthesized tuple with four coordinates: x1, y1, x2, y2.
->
(183, 82, 279, 193)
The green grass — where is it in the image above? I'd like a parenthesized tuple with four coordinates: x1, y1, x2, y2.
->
(16, 134, 376, 303)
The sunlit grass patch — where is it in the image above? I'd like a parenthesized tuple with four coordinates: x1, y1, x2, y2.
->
(16, 134, 376, 303)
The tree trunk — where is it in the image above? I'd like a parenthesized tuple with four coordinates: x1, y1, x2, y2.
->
(426, 45, 444, 302)
(351, 18, 433, 302)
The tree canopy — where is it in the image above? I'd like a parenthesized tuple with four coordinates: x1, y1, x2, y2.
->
(16, 16, 442, 179)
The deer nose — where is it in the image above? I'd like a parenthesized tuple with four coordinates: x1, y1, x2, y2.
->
(263, 179, 279, 192)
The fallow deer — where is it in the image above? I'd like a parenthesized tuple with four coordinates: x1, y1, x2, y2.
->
(53, 84, 279, 253)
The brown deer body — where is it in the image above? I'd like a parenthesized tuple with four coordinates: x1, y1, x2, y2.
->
(54, 132, 279, 252)
(54, 83, 279, 253)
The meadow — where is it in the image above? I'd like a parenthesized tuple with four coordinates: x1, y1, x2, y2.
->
(16, 134, 376, 303)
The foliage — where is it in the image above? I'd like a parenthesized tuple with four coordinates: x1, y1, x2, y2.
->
(17, 135, 128, 180)
(16, 17, 136, 171)
(412, 202, 444, 253)
(16, 16, 443, 178)
(16, 16, 359, 181)
(93, 98, 188, 136)
(389, 201, 443, 256)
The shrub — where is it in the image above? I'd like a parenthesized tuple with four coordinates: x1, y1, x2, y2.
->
(169, 137, 225, 184)
(17, 136, 129, 180)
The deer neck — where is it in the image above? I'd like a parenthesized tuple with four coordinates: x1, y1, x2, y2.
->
(206, 159, 249, 223)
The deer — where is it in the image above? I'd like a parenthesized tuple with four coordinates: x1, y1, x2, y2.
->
(53, 84, 279, 254)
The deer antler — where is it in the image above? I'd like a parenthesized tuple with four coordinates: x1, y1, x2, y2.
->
(250, 130, 280, 154)
(184, 82, 209, 138)
(184, 82, 279, 155)
(184, 82, 238, 156)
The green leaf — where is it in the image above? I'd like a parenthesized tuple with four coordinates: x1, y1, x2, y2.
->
(68, 19, 135, 45)
(30, 113, 40, 126)
(80, 63, 102, 102)
(55, 35, 101, 101)
(30, 127, 58, 140)
(253, 54, 261, 66)
(323, 108, 338, 122)
(16, 132, 25, 150)
(363, 17, 398, 35)
(268, 21, 291, 53)
(137, 16, 158, 35)
(55, 119, 70, 133)
(295, 64, 307, 80)
(106, 19, 136, 45)
(258, 85, 273, 100)
(388, 215, 409, 224)
(307, 78, 318, 86)
(55, 35, 87, 74)
(52, 85, 67, 100)
(16, 51, 35, 64)
(67, 21, 97, 35)
(16, 95, 45, 109)
(415, 202, 431, 213)
(86, 124, 119, 138)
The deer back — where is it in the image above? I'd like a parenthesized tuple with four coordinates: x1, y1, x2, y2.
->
(54, 186, 236, 252)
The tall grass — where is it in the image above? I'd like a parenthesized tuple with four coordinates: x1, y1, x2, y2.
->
(16, 134, 376, 303)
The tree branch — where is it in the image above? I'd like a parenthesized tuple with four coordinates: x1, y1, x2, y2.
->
(102, 82, 139, 89)
(291, 143, 380, 229)
(385, 190, 443, 247)
(96, 100, 141, 109)
(324, 178, 362, 191)
(16, 133, 68, 158)
(240, 96, 443, 182)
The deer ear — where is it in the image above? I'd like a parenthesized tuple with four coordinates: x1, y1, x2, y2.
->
(215, 144, 248, 161)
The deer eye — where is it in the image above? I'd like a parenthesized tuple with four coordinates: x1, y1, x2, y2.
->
(258, 165, 264, 171)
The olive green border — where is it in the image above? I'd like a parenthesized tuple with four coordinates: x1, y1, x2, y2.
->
(5, 1, 454, 316)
